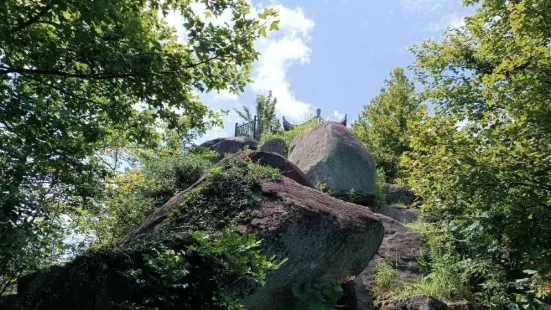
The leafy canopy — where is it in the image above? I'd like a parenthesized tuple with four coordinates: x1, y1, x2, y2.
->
(0, 0, 278, 294)
(351, 68, 424, 182)
(404, 0, 551, 307)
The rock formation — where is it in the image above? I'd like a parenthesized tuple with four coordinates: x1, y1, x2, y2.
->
(11, 156, 384, 310)
(200, 136, 257, 161)
(259, 138, 286, 156)
(288, 121, 376, 201)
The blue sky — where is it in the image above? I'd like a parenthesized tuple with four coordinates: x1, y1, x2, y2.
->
(189, 0, 476, 143)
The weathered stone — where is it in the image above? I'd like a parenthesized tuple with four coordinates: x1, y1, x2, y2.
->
(14, 157, 384, 310)
(385, 183, 416, 206)
(288, 121, 376, 199)
(351, 213, 427, 310)
(260, 138, 286, 156)
(369, 205, 418, 224)
(379, 295, 451, 310)
(199, 136, 257, 161)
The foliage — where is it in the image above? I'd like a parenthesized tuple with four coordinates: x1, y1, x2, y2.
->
(402, 0, 551, 307)
(398, 222, 473, 302)
(374, 168, 387, 204)
(122, 231, 284, 309)
(81, 149, 216, 246)
(291, 280, 344, 310)
(190, 230, 286, 309)
(166, 156, 282, 234)
(0, 0, 279, 294)
(507, 270, 551, 310)
(351, 68, 424, 182)
(235, 91, 282, 139)
(346, 188, 361, 204)
(317, 183, 332, 195)
(373, 262, 398, 296)
(0, 211, 70, 295)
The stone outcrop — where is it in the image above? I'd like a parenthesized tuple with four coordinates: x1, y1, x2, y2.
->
(288, 121, 376, 200)
(200, 136, 257, 161)
(259, 138, 286, 156)
(13, 156, 384, 310)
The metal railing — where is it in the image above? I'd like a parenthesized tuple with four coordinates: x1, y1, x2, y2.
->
(234, 115, 262, 140)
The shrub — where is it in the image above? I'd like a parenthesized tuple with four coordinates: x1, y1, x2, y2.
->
(398, 222, 473, 302)
(374, 168, 387, 204)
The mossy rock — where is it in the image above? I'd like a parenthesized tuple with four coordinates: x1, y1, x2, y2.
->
(14, 156, 384, 310)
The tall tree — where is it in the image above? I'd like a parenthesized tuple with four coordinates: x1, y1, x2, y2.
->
(0, 0, 278, 293)
(351, 68, 423, 182)
(404, 0, 551, 306)
(235, 90, 281, 138)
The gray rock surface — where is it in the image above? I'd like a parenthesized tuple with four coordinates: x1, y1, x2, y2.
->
(369, 205, 418, 224)
(200, 136, 257, 161)
(288, 121, 376, 199)
(260, 138, 286, 156)
(385, 183, 416, 206)
(379, 295, 451, 310)
(352, 213, 427, 310)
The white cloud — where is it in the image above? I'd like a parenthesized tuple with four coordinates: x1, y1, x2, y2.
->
(166, 2, 316, 142)
(424, 12, 465, 32)
(401, 0, 452, 12)
(327, 110, 345, 121)
(213, 90, 239, 102)
(250, 3, 315, 119)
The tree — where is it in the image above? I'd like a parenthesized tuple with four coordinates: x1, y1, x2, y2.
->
(235, 90, 281, 139)
(404, 0, 551, 306)
(351, 68, 423, 182)
(0, 0, 278, 293)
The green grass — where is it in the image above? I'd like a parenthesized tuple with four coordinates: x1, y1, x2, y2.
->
(398, 221, 473, 302)
(373, 262, 399, 296)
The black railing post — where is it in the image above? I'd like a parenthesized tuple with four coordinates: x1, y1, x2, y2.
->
(252, 115, 257, 140)
(235, 122, 238, 137)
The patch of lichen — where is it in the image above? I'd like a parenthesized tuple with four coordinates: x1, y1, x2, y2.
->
(164, 156, 282, 234)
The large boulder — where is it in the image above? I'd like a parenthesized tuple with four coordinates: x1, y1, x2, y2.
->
(200, 136, 257, 161)
(260, 138, 286, 156)
(288, 121, 376, 200)
(351, 213, 427, 310)
(14, 156, 384, 310)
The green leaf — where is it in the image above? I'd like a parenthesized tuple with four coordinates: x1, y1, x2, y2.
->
(269, 20, 280, 31)
(259, 26, 267, 37)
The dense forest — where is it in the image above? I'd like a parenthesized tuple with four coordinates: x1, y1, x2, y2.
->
(0, 0, 549, 309)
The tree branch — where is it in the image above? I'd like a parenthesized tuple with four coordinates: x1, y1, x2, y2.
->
(10, 2, 55, 34)
(0, 55, 227, 80)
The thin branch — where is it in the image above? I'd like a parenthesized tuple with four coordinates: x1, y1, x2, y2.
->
(0, 55, 227, 79)
(9, 2, 54, 34)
